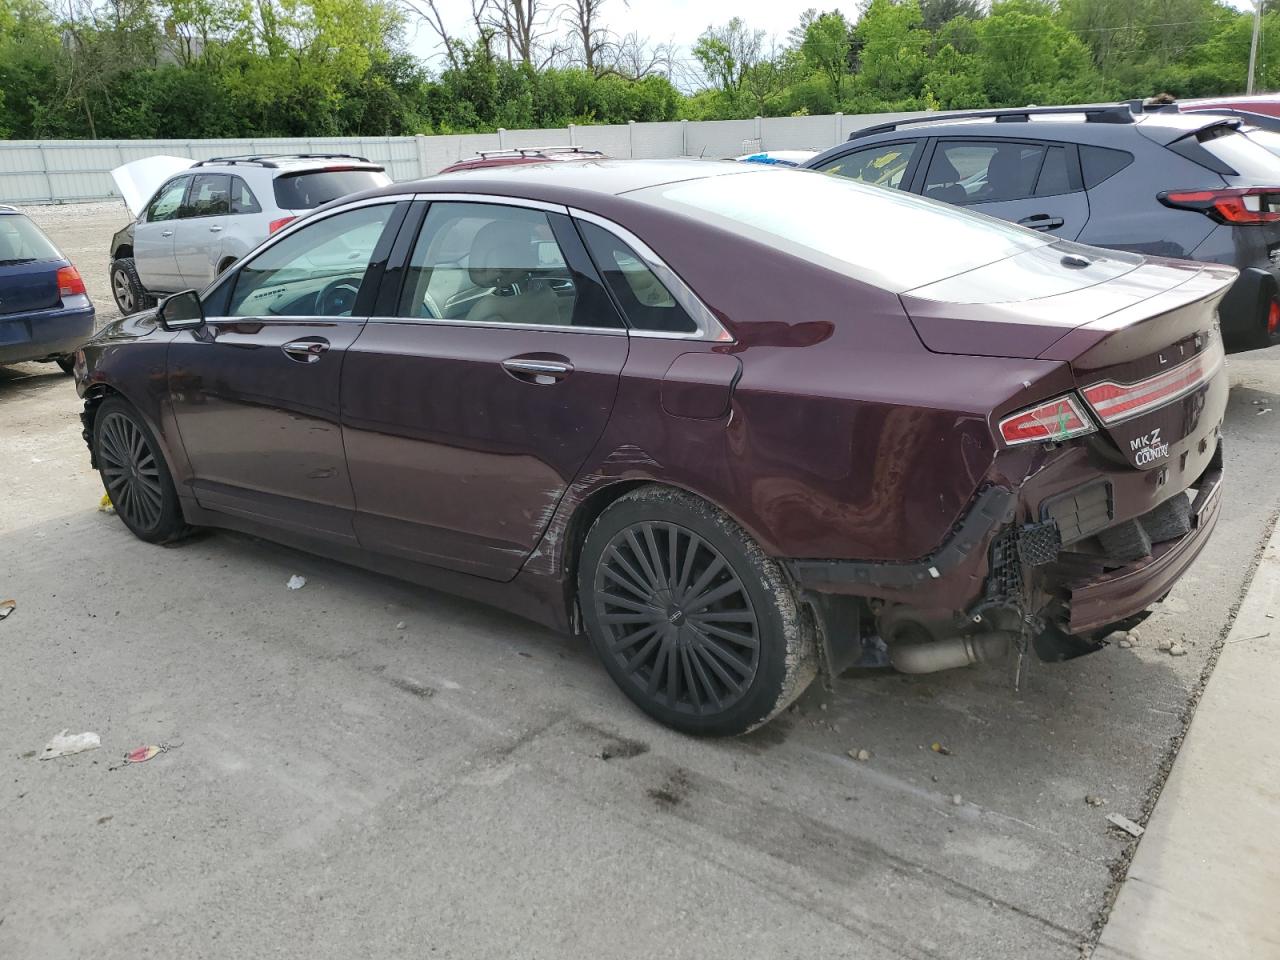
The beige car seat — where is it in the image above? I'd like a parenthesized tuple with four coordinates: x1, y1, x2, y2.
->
(465, 219, 564, 326)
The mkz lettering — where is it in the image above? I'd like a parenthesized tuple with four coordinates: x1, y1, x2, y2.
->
(1130, 428, 1169, 465)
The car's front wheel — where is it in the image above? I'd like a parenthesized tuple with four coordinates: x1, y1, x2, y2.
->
(93, 397, 188, 543)
(579, 486, 817, 736)
(109, 258, 155, 315)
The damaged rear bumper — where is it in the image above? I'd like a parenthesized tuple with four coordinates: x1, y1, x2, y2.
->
(1061, 459, 1221, 634)
(785, 443, 1223, 672)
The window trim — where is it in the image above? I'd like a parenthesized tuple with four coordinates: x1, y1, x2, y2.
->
(568, 208, 733, 342)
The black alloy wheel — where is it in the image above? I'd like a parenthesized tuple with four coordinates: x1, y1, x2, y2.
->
(594, 520, 762, 717)
(93, 398, 188, 543)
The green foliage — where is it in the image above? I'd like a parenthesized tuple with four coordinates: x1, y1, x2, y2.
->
(0, 0, 1270, 139)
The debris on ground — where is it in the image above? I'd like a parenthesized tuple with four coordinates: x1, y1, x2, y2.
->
(848, 748, 871, 762)
(98, 492, 114, 514)
(1258, 407, 1272, 416)
(1085, 794, 1107, 807)
(395, 621, 406, 630)
(930, 741, 952, 756)
(38, 730, 101, 760)
(1118, 638, 1133, 649)
(1106, 812, 1145, 838)
(286, 575, 307, 590)
(121, 742, 181, 764)
(1168, 642, 1188, 657)
(951, 794, 963, 806)
(1157, 638, 1173, 652)
(1126, 630, 1140, 643)
(0, 599, 14, 623)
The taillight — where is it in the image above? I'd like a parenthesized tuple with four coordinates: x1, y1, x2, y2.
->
(1158, 187, 1280, 224)
(998, 394, 1096, 446)
(56, 265, 86, 297)
(1081, 337, 1224, 425)
(1269, 299, 1279, 335)
(269, 216, 297, 234)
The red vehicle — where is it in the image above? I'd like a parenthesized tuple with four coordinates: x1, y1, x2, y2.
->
(437, 145, 607, 175)
(74, 160, 1229, 736)
(1176, 94, 1280, 120)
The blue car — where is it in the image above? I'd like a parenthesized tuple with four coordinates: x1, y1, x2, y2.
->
(0, 205, 95, 374)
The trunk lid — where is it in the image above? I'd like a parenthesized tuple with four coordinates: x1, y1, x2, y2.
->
(902, 243, 1236, 470)
(0, 262, 61, 315)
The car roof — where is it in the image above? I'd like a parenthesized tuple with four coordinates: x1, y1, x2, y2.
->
(817, 108, 1219, 157)
(384, 158, 754, 204)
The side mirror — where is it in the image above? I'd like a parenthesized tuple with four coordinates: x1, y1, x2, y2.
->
(157, 290, 204, 331)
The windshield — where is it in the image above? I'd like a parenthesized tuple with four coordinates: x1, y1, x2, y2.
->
(0, 214, 62, 263)
(273, 169, 389, 210)
(630, 169, 1049, 292)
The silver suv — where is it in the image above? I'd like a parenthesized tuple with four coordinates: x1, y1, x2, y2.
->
(108, 154, 390, 314)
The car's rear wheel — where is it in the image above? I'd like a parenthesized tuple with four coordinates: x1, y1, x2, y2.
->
(93, 397, 188, 543)
(579, 486, 817, 736)
(110, 258, 155, 315)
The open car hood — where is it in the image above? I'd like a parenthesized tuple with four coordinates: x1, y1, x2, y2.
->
(110, 155, 193, 218)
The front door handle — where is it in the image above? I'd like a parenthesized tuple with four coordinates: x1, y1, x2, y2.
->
(209, 225, 223, 233)
(1017, 214, 1065, 231)
(501, 356, 573, 384)
(282, 337, 330, 363)
(161, 230, 174, 238)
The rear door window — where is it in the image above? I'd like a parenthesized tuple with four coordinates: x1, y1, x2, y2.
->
(184, 174, 231, 217)
(925, 141, 1050, 205)
(273, 169, 388, 210)
(815, 142, 918, 189)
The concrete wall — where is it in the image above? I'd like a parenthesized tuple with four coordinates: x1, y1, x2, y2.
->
(0, 111, 926, 205)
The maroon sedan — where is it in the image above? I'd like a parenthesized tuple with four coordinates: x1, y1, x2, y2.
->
(74, 160, 1230, 736)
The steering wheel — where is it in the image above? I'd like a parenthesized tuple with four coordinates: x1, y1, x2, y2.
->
(318, 278, 360, 316)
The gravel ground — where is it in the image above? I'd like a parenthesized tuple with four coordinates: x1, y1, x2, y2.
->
(2, 204, 1280, 960)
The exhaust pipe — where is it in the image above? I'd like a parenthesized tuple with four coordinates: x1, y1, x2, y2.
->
(889, 631, 1016, 675)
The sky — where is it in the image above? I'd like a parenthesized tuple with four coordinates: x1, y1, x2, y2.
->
(405, 0, 866, 75)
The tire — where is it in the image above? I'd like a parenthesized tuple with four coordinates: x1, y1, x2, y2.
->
(110, 258, 155, 315)
(578, 485, 817, 736)
(93, 397, 189, 544)
(54, 355, 75, 375)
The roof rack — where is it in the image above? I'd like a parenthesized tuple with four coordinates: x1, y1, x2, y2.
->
(191, 153, 373, 169)
(473, 145, 605, 159)
(1146, 102, 1280, 131)
(847, 101, 1144, 141)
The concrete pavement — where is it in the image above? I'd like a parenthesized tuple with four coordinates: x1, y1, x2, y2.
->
(1094, 520, 1280, 960)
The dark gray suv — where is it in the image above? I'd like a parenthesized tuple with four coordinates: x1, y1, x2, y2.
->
(804, 102, 1280, 352)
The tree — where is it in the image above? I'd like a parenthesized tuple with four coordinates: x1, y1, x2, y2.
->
(799, 11, 853, 99)
(853, 0, 930, 105)
(692, 17, 765, 109)
(920, 0, 984, 32)
(561, 0, 615, 75)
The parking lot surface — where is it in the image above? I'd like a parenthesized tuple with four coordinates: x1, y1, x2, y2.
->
(3, 203, 1280, 959)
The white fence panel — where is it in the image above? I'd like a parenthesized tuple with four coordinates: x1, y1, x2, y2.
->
(0, 112, 940, 203)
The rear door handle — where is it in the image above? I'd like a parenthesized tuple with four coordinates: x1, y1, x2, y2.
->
(209, 225, 223, 233)
(501, 356, 573, 384)
(1018, 214, 1065, 231)
(282, 337, 330, 363)
(161, 230, 174, 238)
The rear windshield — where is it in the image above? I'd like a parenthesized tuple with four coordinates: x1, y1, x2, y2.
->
(1241, 127, 1280, 162)
(631, 169, 1049, 293)
(1197, 127, 1280, 180)
(0, 214, 62, 263)
(273, 168, 388, 210)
